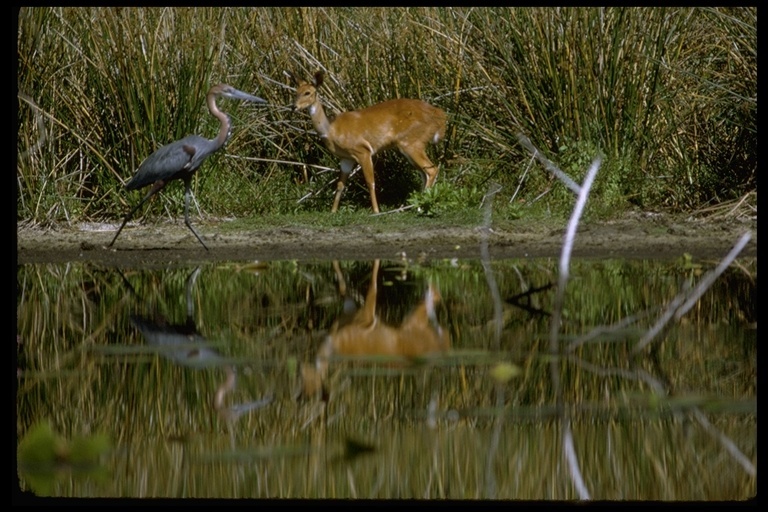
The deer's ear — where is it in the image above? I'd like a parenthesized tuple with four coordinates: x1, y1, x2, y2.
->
(285, 70, 303, 87)
(313, 70, 325, 88)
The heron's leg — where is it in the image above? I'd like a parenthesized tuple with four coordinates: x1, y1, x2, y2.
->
(185, 267, 202, 321)
(108, 181, 166, 247)
(183, 177, 209, 250)
(216, 366, 274, 422)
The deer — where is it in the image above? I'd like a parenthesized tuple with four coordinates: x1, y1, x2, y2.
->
(300, 259, 451, 400)
(287, 70, 447, 213)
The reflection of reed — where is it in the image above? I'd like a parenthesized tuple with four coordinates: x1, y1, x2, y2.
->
(301, 259, 450, 400)
(128, 267, 272, 422)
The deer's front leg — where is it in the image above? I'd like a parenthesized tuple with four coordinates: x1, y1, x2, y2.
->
(332, 158, 358, 213)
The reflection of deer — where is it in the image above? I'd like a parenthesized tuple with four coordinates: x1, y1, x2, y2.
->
(128, 268, 272, 421)
(301, 260, 450, 399)
(288, 70, 447, 213)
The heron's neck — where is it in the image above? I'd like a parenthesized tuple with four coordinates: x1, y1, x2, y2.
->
(214, 366, 237, 411)
(208, 95, 232, 148)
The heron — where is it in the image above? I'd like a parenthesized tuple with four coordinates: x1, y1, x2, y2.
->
(127, 267, 274, 422)
(108, 84, 267, 250)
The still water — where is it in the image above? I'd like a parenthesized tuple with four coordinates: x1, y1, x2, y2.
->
(16, 255, 756, 500)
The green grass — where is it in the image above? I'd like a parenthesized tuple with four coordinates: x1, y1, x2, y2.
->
(17, 7, 756, 226)
(219, 207, 487, 233)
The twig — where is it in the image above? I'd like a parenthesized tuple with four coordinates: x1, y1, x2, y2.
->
(550, 158, 601, 358)
(564, 354, 668, 395)
(372, 204, 415, 216)
(18, 92, 48, 160)
(566, 307, 658, 353)
(509, 151, 535, 204)
(550, 156, 601, 502)
(690, 408, 756, 477)
(296, 191, 314, 204)
(229, 154, 337, 174)
(564, 423, 591, 500)
(632, 231, 752, 354)
(675, 232, 752, 319)
(483, 384, 505, 499)
(516, 133, 582, 195)
(480, 182, 504, 350)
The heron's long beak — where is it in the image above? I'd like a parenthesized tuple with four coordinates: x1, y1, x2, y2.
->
(233, 89, 267, 104)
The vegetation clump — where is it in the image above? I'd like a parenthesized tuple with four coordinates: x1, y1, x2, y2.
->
(17, 7, 756, 225)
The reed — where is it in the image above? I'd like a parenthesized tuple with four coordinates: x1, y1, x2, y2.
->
(17, 7, 755, 221)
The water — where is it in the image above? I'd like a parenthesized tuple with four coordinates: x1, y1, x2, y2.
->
(16, 256, 756, 499)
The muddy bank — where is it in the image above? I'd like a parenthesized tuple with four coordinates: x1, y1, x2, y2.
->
(16, 211, 756, 267)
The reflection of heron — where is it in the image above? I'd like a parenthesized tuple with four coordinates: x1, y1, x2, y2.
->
(129, 268, 272, 421)
(108, 84, 267, 250)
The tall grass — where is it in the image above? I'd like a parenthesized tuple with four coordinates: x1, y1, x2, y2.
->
(16, 7, 756, 224)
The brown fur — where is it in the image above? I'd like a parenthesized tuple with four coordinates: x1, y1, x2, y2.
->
(300, 260, 450, 399)
(288, 70, 447, 213)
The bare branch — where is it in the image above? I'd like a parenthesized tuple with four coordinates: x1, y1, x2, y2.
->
(516, 133, 582, 194)
(633, 231, 752, 354)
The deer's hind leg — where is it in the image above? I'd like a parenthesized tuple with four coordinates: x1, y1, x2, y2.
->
(400, 144, 439, 189)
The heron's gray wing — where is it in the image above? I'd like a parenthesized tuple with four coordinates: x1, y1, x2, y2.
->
(125, 135, 207, 190)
